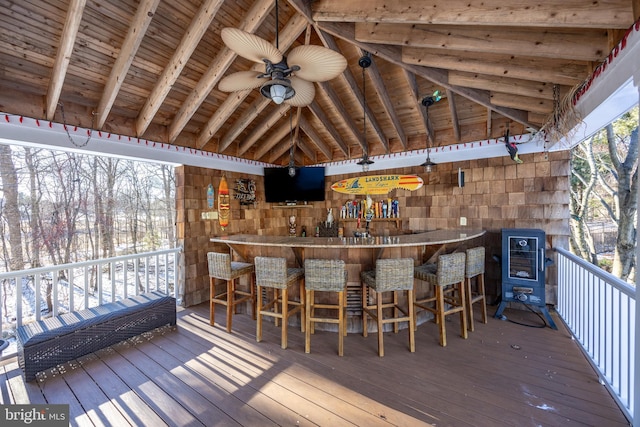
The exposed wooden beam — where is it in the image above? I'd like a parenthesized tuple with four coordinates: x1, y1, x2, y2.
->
(238, 104, 292, 156)
(403, 46, 587, 87)
(486, 108, 493, 139)
(355, 23, 609, 62)
(135, 0, 223, 137)
(298, 114, 333, 160)
(318, 21, 538, 131)
(311, 0, 633, 28)
(96, 0, 160, 129)
(491, 93, 554, 115)
(167, 0, 273, 143)
(296, 135, 317, 164)
(402, 69, 431, 142)
(196, 12, 308, 149)
(317, 80, 366, 151)
(220, 95, 270, 153)
(306, 100, 349, 156)
(46, 0, 87, 121)
(448, 71, 555, 100)
(445, 89, 460, 143)
(364, 51, 407, 150)
(255, 122, 294, 160)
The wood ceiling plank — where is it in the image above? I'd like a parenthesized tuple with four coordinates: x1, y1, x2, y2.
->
(46, 0, 87, 120)
(298, 115, 333, 160)
(167, 0, 273, 143)
(403, 46, 586, 86)
(96, 0, 161, 129)
(311, 0, 633, 28)
(364, 52, 407, 150)
(355, 23, 609, 62)
(134, 0, 223, 137)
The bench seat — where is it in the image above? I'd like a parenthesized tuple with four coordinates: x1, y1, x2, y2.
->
(17, 291, 176, 381)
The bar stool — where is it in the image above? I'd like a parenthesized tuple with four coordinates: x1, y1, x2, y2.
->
(255, 256, 305, 349)
(465, 246, 487, 331)
(207, 252, 256, 333)
(361, 258, 415, 357)
(414, 252, 468, 347)
(304, 259, 348, 356)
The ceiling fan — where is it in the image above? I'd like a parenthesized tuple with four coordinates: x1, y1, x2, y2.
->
(218, 3, 347, 107)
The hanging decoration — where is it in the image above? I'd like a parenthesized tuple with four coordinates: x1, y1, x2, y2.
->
(234, 178, 256, 206)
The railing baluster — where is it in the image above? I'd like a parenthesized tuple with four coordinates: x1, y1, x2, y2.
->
(556, 248, 634, 422)
(0, 248, 182, 352)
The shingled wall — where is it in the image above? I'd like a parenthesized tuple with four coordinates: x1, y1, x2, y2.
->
(176, 150, 570, 307)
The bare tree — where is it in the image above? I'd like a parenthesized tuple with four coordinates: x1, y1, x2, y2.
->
(570, 107, 638, 281)
(0, 145, 25, 271)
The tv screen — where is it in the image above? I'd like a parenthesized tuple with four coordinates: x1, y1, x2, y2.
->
(264, 166, 326, 203)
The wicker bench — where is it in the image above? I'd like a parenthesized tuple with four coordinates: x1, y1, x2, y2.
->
(17, 291, 176, 381)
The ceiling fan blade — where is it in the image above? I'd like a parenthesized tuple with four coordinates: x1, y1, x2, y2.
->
(285, 77, 315, 107)
(218, 71, 264, 92)
(287, 45, 347, 82)
(221, 28, 282, 64)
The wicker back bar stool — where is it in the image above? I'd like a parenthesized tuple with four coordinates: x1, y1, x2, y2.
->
(254, 256, 305, 349)
(465, 246, 487, 331)
(304, 259, 348, 356)
(414, 252, 468, 347)
(207, 252, 256, 333)
(361, 258, 415, 357)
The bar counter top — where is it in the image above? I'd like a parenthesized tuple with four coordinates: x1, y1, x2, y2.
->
(210, 229, 486, 249)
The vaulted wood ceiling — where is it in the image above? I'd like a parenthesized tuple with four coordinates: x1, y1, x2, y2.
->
(1, 0, 638, 166)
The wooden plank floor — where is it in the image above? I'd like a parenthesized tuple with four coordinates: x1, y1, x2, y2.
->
(0, 303, 629, 427)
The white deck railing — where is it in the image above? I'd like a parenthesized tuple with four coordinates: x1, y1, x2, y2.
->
(555, 247, 635, 423)
(0, 247, 183, 356)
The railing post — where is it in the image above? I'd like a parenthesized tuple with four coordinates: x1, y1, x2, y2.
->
(633, 70, 639, 427)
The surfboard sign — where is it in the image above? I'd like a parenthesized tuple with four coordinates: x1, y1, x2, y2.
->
(331, 174, 424, 195)
(218, 176, 230, 229)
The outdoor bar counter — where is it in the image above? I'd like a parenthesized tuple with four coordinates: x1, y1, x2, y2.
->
(210, 229, 486, 332)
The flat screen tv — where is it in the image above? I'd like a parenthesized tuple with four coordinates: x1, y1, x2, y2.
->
(264, 166, 326, 203)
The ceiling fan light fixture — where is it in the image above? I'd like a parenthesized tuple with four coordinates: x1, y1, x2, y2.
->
(260, 79, 295, 104)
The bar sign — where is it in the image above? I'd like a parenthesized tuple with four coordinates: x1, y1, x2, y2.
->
(1, 404, 69, 426)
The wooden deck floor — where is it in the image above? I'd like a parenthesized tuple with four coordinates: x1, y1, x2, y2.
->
(0, 303, 629, 427)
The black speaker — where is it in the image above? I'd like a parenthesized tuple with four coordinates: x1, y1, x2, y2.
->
(458, 168, 465, 187)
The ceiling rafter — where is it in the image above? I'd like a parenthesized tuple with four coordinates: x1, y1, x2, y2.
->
(46, 0, 87, 121)
(364, 50, 408, 150)
(96, 0, 161, 129)
(238, 104, 292, 156)
(355, 23, 609, 62)
(298, 114, 333, 160)
(135, 0, 224, 137)
(310, 0, 632, 28)
(307, 100, 349, 156)
(445, 89, 460, 143)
